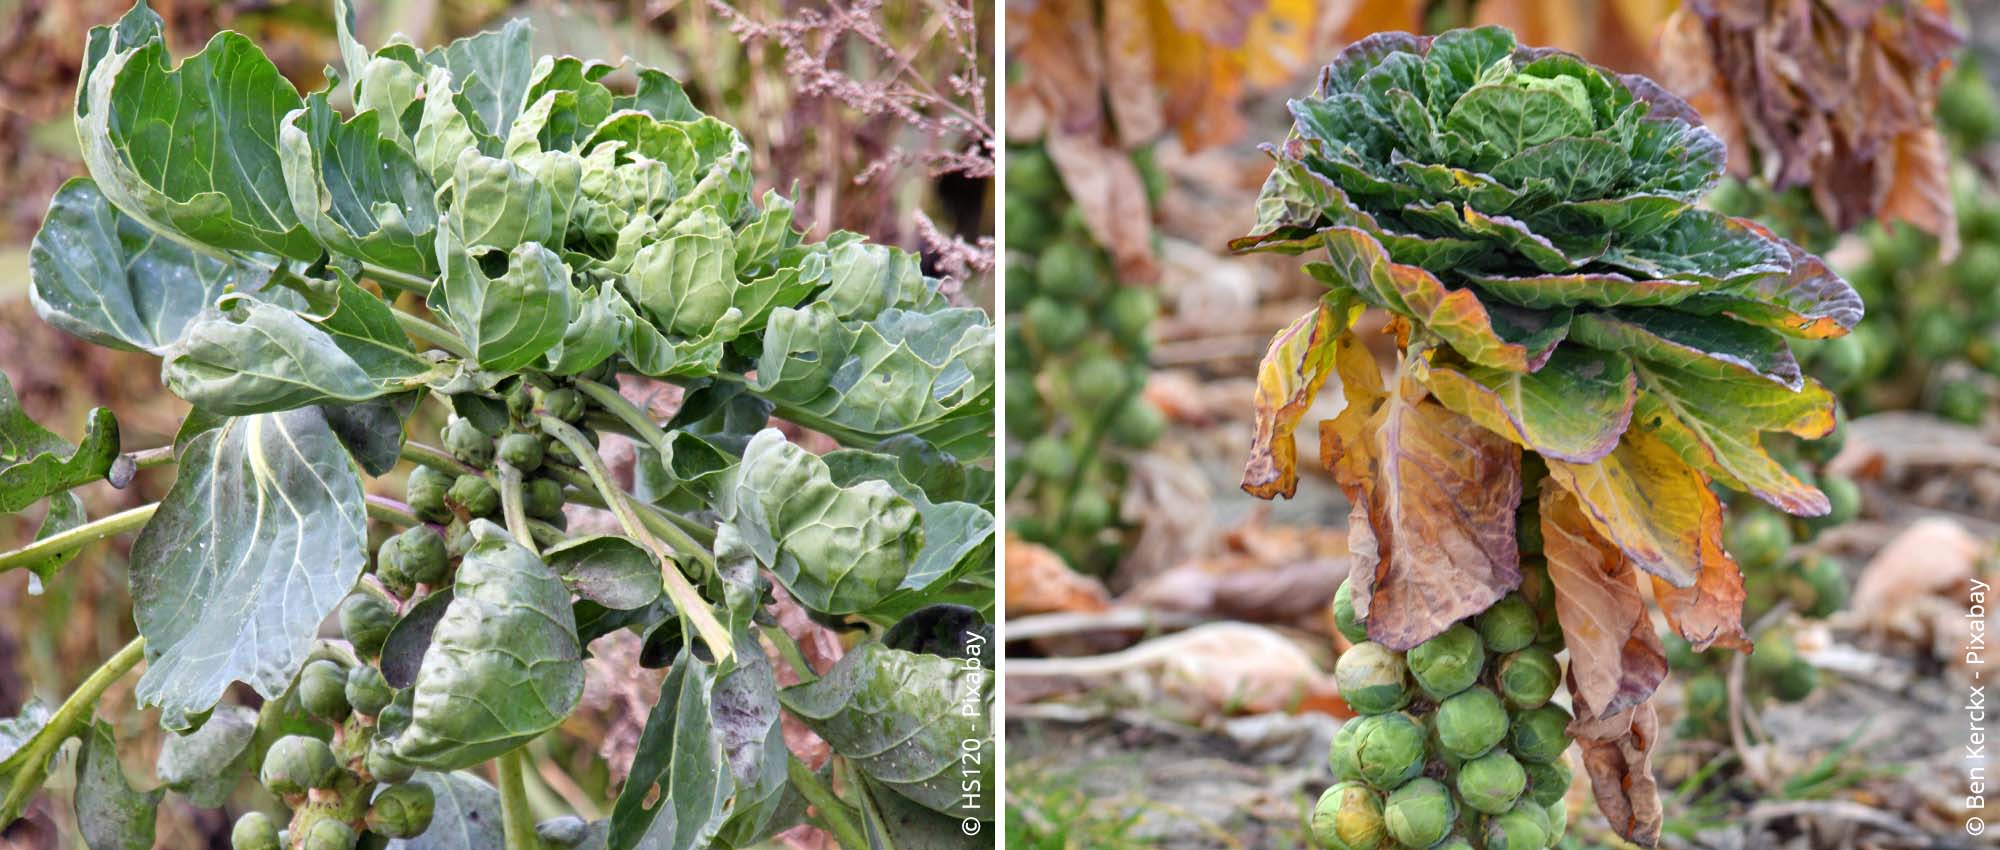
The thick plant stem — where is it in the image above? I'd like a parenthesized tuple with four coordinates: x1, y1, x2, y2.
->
(392, 310, 470, 358)
(0, 504, 156, 574)
(787, 755, 868, 850)
(538, 463, 716, 548)
(572, 378, 675, 462)
(0, 637, 145, 820)
(497, 748, 542, 850)
(539, 416, 735, 663)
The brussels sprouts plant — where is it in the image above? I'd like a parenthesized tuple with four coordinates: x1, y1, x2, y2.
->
(1005, 142, 1168, 574)
(1240, 28, 1858, 847)
(0, 2, 996, 848)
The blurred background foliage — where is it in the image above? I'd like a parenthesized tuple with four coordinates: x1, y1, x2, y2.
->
(1004, 1, 1999, 848)
(0, 0, 988, 847)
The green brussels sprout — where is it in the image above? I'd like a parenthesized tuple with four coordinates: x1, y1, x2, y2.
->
(1072, 353, 1131, 401)
(1348, 712, 1426, 789)
(1333, 580, 1369, 645)
(1407, 623, 1483, 699)
(1507, 703, 1573, 764)
(1496, 647, 1561, 709)
(1457, 749, 1527, 815)
(448, 474, 501, 518)
(298, 659, 351, 721)
(1544, 799, 1569, 843)
(1005, 196, 1052, 252)
(524, 478, 566, 521)
(231, 811, 281, 850)
(1726, 508, 1793, 572)
(1103, 287, 1157, 349)
(441, 417, 494, 466)
(1517, 510, 1543, 555)
(1936, 377, 1987, 425)
(1913, 311, 1969, 363)
(1006, 257, 1039, 305)
(367, 745, 417, 785)
(367, 781, 437, 838)
(1039, 240, 1108, 303)
(1809, 474, 1861, 531)
(260, 735, 340, 796)
(1327, 719, 1362, 782)
(1007, 147, 1060, 203)
(1748, 629, 1798, 679)
(1006, 373, 1046, 439)
(505, 379, 536, 417)
(1476, 595, 1537, 654)
(386, 527, 450, 586)
(346, 665, 395, 717)
(1772, 657, 1819, 703)
(1022, 436, 1073, 480)
(542, 387, 587, 422)
(1683, 672, 1727, 728)
(1107, 397, 1166, 447)
(340, 591, 397, 658)
(302, 818, 358, 850)
(1434, 839, 1475, 850)
(1809, 332, 1868, 393)
(1480, 802, 1549, 850)
(1433, 687, 1507, 760)
(1784, 553, 1850, 618)
(497, 433, 544, 471)
(1524, 757, 1572, 807)
(1025, 297, 1089, 351)
(1383, 777, 1454, 848)
(1309, 782, 1387, 850)
(1334, 642, 1411, 715)
(405, 466, 454, 523)
(1067, 489, 1113, 534)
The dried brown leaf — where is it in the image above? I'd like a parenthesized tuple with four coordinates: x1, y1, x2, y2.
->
(1321, 344, 1522, 650)
(1541, 486, 1667, 722)
(1044, 129, 1162, 281)
(1004, 532, 1115, 617)
(1572, 702, 1664, 848)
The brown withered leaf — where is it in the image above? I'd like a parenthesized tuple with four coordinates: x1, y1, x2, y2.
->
(1004, 533, 1114, 617)
(1656, 0, 1962, 242)
(1320, 343, 1522, 650)
(1649, 524, 1750, 652)
(1545, 425, 1721, 588)
(1541, 486, 1667, 722)
(1571, 702, 1664, 848)
(1009, 0, 1107, 139)
(1242, 296, 1355, 499)
(1045, 129, 1163, 282)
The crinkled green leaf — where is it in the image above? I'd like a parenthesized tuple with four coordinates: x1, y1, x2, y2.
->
(75, 721, 161, 850)
(855, 773, 984, 850)
(1673, 224, 1863, 339)
(1466, 270, 1703, 310)
(381, 589, 454, 690)
(434, 228, 571, 373)
(154, 704, 256, 808)
(423, 18, 534, 144)
(1424, 346, 1635, 463)
(751, 303, 994, 449)
(608, 636, 786, 850)
(319, 392, 417, 477)
(278, 92, 439, 276)
(394, 520, 582, 770)
(77, 24, 317, 259)
(414, 66, 492, 185)
(130, 408, 368, 731)
(779, 642, 994, 820)
(1595, 210, 1789, 283)
(1570, 309, 1802, 390)
(823, 446, 996, 595)
(718, 429, 919, 615)
(29, 178, 267, 355)
(450, 148, 554, 249)
(628, 207, 736, 336)
(1444, 82, 1595, 159)
(544, 284, 634, 376)
(0, 371, 122, 515)
(615, 68, 702, 122)
(818, 240, 944, 320)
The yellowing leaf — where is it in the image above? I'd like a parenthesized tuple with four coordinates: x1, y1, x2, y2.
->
(1631, 359, 1833, 516)
(1242, 295, 1357, 499)
(1540, 486, 1666, 721)
(1424, 346, 1636, 463)
(1544, 425, 1717, 588)
(1650, 523, 1749, 653)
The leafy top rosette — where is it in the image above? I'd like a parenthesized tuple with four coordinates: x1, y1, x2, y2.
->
(1236, 28, 1860, 847)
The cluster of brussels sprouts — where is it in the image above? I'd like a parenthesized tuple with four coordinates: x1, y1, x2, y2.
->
(1004, 143, 1168, 573)
(227, 370, 613, 849)
(1312, 492, 1574, 850)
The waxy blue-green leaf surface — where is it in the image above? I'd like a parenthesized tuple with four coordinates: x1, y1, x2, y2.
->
(130, 407, 368, 730)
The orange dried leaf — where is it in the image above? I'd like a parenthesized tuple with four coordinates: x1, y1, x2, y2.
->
(1649, 522, 1750, 653)
(1572, 702, 1664, 848)
(1541, 486, 1666, 722)
(1243, 297, 1355, 499)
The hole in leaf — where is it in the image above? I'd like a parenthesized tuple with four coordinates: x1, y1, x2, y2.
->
(476, 249, 510, 278)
